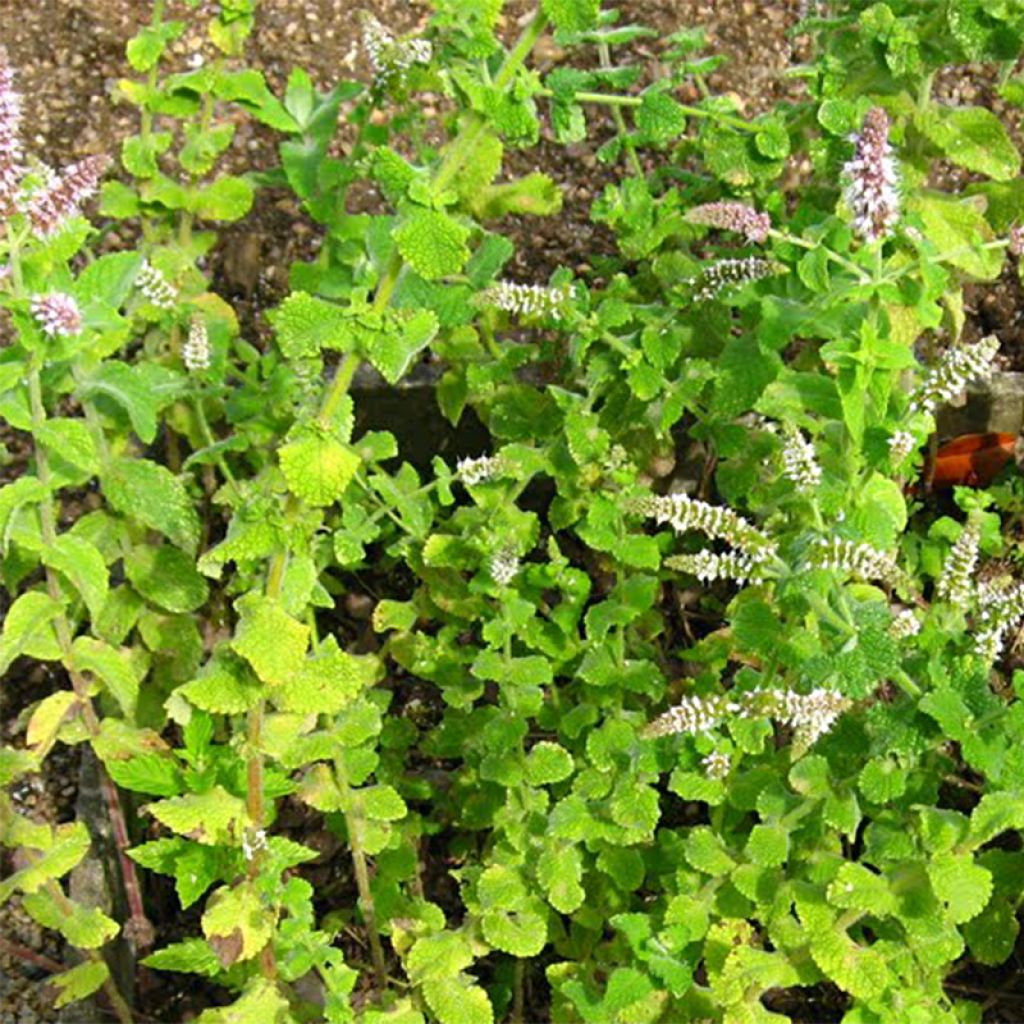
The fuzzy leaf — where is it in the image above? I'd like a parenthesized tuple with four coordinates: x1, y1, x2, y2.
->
(146, 786, 249, 845)
(269, 291, 354, 358)
(41, 535, 108, 620)
(51, 961, 110, 1009)
(366, 309, 439, 384)
(232, 594, 309, 686)
(422, 978, 494, 1024)
(538, 841, 585, 913)
(279, 426, 361, 507)
(178, 652, 262, 713)
(103, 459, 200, 553)
(927, 854, 993, 923)
(190, 175, 255, 222)
(361, 784, 408, 822)
(542, 0, 599, 32)
(105, 753, 182, 797)
(0, 822, 90, 900)
(828, 862, 895, 917)
(22, 891, 119, 948)
(71, 636, 140, 718)
(202, 881, 274, 965)
(195, 979, 292, 1024)
(35, 419, 101, 479)
(275, 638, 378, 714)
(394, 208, 470, 281)
(918, 105, 1021, 182)
(0, 592, 64, 670)
(143, 938, 221, 976)
(79, 363, 160, 443)
(406, 932, 475, 983)
(745, 823, 789, 867)
(26, 691, 79, 755)
(525, 741, 574, 785)
(125, 544, 209, 613)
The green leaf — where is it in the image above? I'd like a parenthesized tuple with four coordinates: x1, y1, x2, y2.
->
(146, 786, 249, 845)
(102, 459, 200, 553)
(190, 175, 255, 221)
(22, 890, 119, 948)
(125, 544, 209, 613)
(178, 651, 263, 713)
(232, 594, 309, 686)
(143, 938, 221, 976)
(525, 741, 574, 785)
(275, 638, 378, 714)
(422, 977, 494, 1024)
(366, 309, 439, 384)
(482, 906, 547, 956)
(126, 21, 185, 71)
(42, 535, 108, 620)
(279, 426, 360, 507)
(394, 208, 470, 281)
(684, 826, 735, 875)
(79, 363, 159, 443)
(745, 823, 789, 867)
(0, 822, 90, 900)
(0, 476, 47, 550)
(35, 419, 100, 479)
(76, 251, 145, 308)
(538, 841, 584, 913)
(918, 105, 1021, 182)
(269, 291, 354, 358)
(927, 854, 993, 924)
(105, 753, 182, 797)
(202, 881, 274, 965)
(71, 637, 139, 718)
(51, 960, 110, 1009)
(910, 193, 1002, 280)
(406, 932, 475, 983)
(195, 979, 292, 1023)
(542, 0, 599, 33)
(26, 691, 78, 754)
(827, 862, 895, 917)
(361, 784, 408, 821)
(635, 90, 687, 146)
(122, 131, 172, 178)
(0, 591, 64, 673)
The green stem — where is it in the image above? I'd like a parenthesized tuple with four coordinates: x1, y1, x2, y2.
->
(767, 229, 871, 284)
(335, 752, 388, 991)
(546, 89, 759, 134)
(512, 958, 526, 1024)
(192, 393, 239, 494)
(598, 41, 642, 177)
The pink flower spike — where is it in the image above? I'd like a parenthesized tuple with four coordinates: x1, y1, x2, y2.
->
(28, 153, 108, 236)
(31, 292, 82, 337)
(0, 46, 24, 218)
(685, 201, 771, 244)
(842, 107, 900, 244)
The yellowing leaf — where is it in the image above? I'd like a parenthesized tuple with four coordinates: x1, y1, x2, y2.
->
(232, 594, 309, 686)
(279, 427, 360, 507)
(202, 881, 274, 965)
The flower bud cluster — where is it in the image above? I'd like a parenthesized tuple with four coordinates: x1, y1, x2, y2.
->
(1008, 224, 1024, 258)
(361, 14, 432, 83)
(489, 546, 520, 587)
(685, 201, 771, 244)
(888, 607, 921, 640)
(183, 316, 211, 373)
(31, 292, 81, 337)
(665, 549, 766, 586)
(456, 453, 506, 486)
(643, 686, 851, 750)
(935, 521, 980, 606)
(909, 336, 999, 418)
(888, 430, 917, 464)
(842, 107, 900, 244)
(702, 751, 731, 780)
(635, 491, 775, 556)
(804, 537, 897, 583)
(972, 575, 1024, 662)
(136, 261, 178, 310)
(27, 154, 107, 236)
(478, 280, 571, 320)
(686, 257, 784, 302)
(781, 428, 821, 491)
(0, 47, 23, 217)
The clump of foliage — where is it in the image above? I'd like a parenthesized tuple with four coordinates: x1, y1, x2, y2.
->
(3, 1, 1024, 1022)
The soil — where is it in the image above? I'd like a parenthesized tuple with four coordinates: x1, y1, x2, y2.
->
(1, 2, 1023, 1023)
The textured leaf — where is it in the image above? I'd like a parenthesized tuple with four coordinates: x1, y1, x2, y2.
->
(911, 194, 1001, 280)
(828, 862, 895, 917)
(279, 426, 360, 507)
(191, 175, 254, 221)
(422, 978, 494, 1024)
(269, 291, 354, 358)
(275, 638, 378, 713)
(366, 309, 439, 384)
(232, 594, 309, 686)
(178, 651, 262, 713)
(103, 459, 200, 553)
(0, 822, 90, 901)
(537, 841, 584, 913)
(918, 105, 1021, 182)
(394, 208, 470, 281)
(42, 535, 108, 619)
(406, 931, 475, 983)
(202, 881, 274, 965)
(0, 476, 47, 549)
(745, 823, 789, 867)
(105, 753, 182, 797)
(928, 854, 993, 923)
(361, 784, 408, 822)
(142, 938, 221, 976)
(542, 0, 600, 32)
(26, 691, 78, 755)
(79, 363, 159, 443)
(51, 961, 110, 1009)
(0, 591, 63, 674)
(482, 906, 547, 956)
(525, 741, 574, 785)
(35, 419, 100, 478)
(71, 636, 140, 718)
(146, 786, 249, 845)
(194, 979, 292, 1024)
(125, 544, 209, 613)
(635, 90, 687, 145)
(22, 891, 119, 948)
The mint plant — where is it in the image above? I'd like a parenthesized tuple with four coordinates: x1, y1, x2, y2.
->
(4, 1, 1024, 1022)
